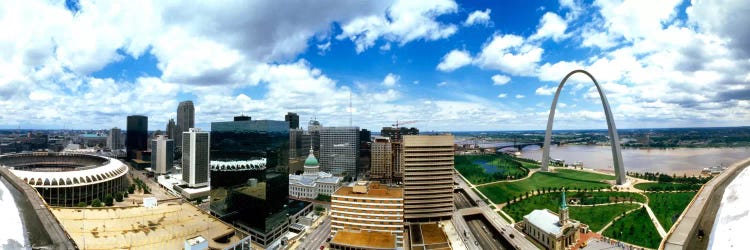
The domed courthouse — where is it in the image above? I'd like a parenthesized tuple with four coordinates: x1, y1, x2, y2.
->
(288, 148, 342, 199)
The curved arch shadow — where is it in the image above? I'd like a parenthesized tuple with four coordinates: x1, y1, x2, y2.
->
(541, 69, 626, 185)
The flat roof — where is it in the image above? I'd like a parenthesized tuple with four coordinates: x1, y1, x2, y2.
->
(51, 202, 248, 249)
(333, 182, 402, 199)
(331, 230, 396, 249)
(420, 223, 449, 245)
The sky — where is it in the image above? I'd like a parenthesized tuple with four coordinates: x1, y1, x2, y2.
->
(1, 0, 749, 132)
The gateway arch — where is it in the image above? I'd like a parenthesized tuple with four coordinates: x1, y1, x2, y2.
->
(541, 69, 626, 185)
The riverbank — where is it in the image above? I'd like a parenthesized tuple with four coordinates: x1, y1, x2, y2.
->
(520, 145, 749, 176)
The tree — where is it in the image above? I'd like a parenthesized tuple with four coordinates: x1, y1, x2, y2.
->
(115, 192, 124, 202)
(92, 198, 103, 207)
(104, 194, 114, 206)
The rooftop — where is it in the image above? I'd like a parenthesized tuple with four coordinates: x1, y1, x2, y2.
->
(330, 230, 396, 249)
(333, 181, 402, 199)
(51, 201, 252, 249)
(524, 209, 562, 235)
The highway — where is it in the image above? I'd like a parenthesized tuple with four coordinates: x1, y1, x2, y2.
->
(455, 189, 477, 209)
(466, 218, 506, 250)
(298, 217, 331, 250)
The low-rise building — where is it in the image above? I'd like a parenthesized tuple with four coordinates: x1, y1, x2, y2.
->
(289, 148, 342, 199)
(331, 181, 404, 248)
(522, 191, 584, 250)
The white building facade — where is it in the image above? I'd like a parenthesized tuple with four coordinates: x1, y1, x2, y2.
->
(182, 128, 209, 187)
(151, 135, 174, 174)
(289, 148, 342, 199)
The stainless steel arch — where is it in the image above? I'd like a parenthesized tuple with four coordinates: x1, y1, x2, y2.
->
(541, 69, 626, 185)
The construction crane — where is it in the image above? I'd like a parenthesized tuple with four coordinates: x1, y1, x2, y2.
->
(391, 120, 418, 141)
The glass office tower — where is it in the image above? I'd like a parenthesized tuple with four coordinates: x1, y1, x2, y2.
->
(210, 119, 292, 247)
(126, 115, 148, 161)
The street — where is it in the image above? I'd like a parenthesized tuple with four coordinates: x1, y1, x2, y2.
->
(298, 217, 331, 250)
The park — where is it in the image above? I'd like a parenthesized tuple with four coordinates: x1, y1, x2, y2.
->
(458, 153, 703, 249)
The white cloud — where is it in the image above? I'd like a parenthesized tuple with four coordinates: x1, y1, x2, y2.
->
(529, 12, 568, 41)
(515, 94, 525, 99)
(594, 0, 682, 41)
(437, 49, 472, 72)
(317, 41, 331, 55)
(491, 74, 511, 85)
(535, 85, 557, 95)
(474, 34, 544, 76)
(337, 0, 459, 53)
(464, 9, 492, 26)
(382, 73, 400, 87)
(437, 81, 448, 87)
(497, 93, 507, 98)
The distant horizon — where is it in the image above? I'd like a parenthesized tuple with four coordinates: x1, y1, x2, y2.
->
(1, 125, 747, 133)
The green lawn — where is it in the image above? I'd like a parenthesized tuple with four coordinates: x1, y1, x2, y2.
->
(502, 192, 643, 231)
(455, 154, 528, 184)
(570, 204, 641, 232)
(603, 207, 662, 249)
(477, 169, 614, 204)
(646, 192, 697, 230)
(634, 182, 703, 192)
(514, 157, 541, 169)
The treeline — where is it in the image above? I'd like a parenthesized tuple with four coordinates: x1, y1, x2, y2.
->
(627, 172, 711, 184)
(454, 154, 529, 184)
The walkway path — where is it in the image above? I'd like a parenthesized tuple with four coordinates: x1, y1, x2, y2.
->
(475, 169, 538, 187)
(644, 203, 668, 237)
(596, 204, 644, 234)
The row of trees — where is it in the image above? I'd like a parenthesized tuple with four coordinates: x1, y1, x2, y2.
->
(76, 191, 128, 207)
(132, 178, 151, 194)
(505, 187, 638, 206)
(627, 171, 711, 184)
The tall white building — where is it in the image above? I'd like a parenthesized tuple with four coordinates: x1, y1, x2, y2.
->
(151, 135, 174, 175)
(107, 127, 122, 150)
(182, 128, 209, 187)
(289, 148, 342, 199)
(320, 126, 359, 177)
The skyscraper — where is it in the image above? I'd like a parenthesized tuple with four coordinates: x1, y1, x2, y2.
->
(210, 119, 292, 247)
(177, 100, 195, 147)
(126, 115, 148, 161)
(380, 127, 418, 183)
(151, 135, 174, 175)
(370, 136, 392, 181)
(285, 112, 299, 129)
(182, 128, 209, 187)
(107, 127, 122, 150)
(166, 118, 177, 140)
(320, 126, 359, 177)
(402, 134, 454, 222)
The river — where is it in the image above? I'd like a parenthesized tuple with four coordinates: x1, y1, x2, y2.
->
(518, 145, 749, 175)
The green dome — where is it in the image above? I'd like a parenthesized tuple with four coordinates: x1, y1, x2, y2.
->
(304, 153, 319, 166)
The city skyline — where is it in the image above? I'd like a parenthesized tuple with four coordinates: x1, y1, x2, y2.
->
(1, 0, 749, 131)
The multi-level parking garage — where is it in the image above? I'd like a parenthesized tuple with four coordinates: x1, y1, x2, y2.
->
(0, 152, 129, 206)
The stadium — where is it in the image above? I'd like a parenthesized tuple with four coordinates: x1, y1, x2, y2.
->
(0, 152, 129, 206)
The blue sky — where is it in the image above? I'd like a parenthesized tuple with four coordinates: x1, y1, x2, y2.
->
(1, 0, 749, 131)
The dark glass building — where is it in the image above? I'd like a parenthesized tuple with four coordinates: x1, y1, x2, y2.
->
(210, 119, 293, 247)
(284, 112, 299, 129)
(126, 115, 148, 161)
